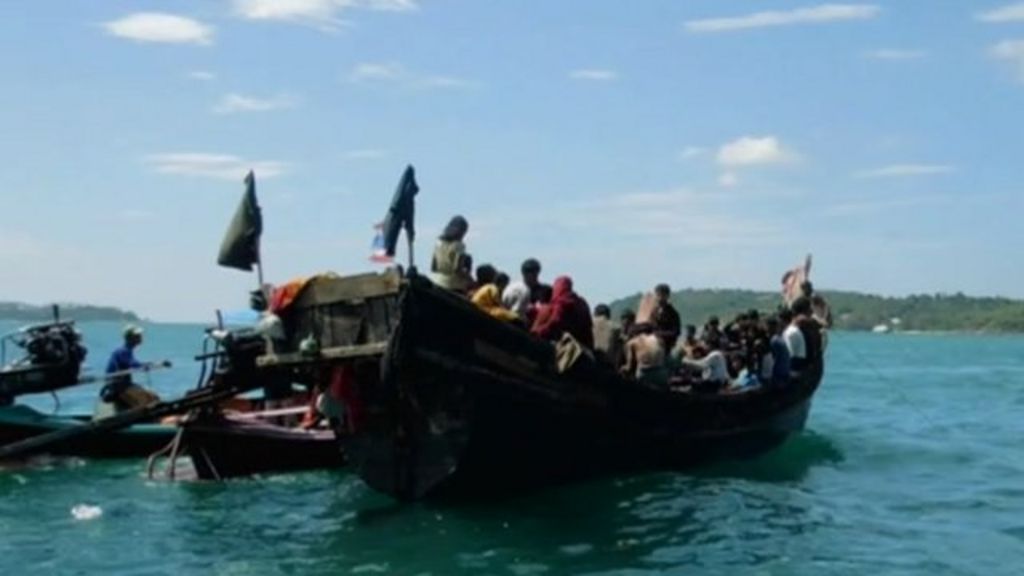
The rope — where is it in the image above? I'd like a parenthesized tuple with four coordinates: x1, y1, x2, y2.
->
(49, 391, 61, 415)
(198, 446, 221, 481)
(146, 437, 176, 480)
(840, 338, 940, 429)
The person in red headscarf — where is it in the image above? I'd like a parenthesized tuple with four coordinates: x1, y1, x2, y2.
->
(531, 276, 594, 348)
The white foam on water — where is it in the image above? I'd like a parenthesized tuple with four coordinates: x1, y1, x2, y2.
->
(71, 504, 103, 521)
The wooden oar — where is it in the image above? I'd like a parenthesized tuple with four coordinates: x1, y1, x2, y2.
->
(0, 378, 264, 461)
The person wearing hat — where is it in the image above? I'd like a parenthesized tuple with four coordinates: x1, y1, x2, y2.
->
(99, 325, 168, 413)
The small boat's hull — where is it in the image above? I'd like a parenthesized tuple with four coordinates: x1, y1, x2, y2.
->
(0, 405, 175, 459)
(184, 415, 345, 480)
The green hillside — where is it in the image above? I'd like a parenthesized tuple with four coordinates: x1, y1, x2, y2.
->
(610, 289, 1024, 333)
(0, 302, 139, 323)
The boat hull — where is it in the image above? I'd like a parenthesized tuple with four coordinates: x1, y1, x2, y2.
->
(342, 278, 823, 500)
(0, 405, 175, 459)
(261, 272, 824, 500)
(184, 415, 345, 480)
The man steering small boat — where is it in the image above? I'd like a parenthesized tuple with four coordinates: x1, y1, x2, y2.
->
(97, 325, 170, 416)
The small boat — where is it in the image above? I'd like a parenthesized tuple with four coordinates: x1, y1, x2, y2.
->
(181, 411, 345, 480)
(0, 404, 176, 459)
(0, 310, 88, 405)
(257, 270, 825, 501)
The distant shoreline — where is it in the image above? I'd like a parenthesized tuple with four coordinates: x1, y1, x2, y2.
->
(0, 302, 139, 324)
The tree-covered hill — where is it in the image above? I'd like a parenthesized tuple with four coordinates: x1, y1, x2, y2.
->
(0, 302, 139, 323)
(610, 289, 1024, 333)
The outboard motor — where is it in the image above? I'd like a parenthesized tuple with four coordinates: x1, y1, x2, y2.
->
(0, 314, 88, 405)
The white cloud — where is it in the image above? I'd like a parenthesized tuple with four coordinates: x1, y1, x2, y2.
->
(188, 70, 216, 81)
(146, 153, 288, 180)
(213, 93, 298, 114)
(104, 13, 214, 45)
(348, 62, 475, 88)
(990, 39, 1024, 82)
(233, 0, 417, 31)
(420, 75, 476, 88)
(977, 3, 1024, 22)
(569, 69, 618, 81)
(570, 188, 784, 246)
(0, 231, 49, 260)
(718, 172, 740, 188)
(350, 62, 405, 82)
(717, 136, 796, 166)
(344, 149, 388, 160)
(685, 4, 880, 33)
(678, 146, 706, 160)
(855, 164, 955, 178)
(865, 49, 927, 61)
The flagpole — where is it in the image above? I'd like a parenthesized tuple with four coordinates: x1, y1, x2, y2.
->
(406, 233, 415, 272)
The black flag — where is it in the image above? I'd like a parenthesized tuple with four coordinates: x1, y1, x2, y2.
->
(217, 171, 263, 271)
(380, 165, 419, 257)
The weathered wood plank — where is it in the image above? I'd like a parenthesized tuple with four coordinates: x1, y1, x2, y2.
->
(256, 342, 388, 368)
(292, 272, 402, 309)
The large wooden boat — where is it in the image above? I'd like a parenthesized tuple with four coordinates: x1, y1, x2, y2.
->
(259, 270, 824, 501)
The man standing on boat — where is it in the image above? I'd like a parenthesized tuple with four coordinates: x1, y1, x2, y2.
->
(99, 325, 168, 413)
(652, 284, 682, 352)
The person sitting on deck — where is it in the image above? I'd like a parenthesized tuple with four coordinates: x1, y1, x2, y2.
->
(99, 325, 169, 414)
(623, 323, 668, 389)
(430, 215, 473, 293)
(761, 316, 792, 387)
(622, 293, 667, 388)
(494, 272, 510, 296)
(619, 309, 636, 337)
(680, 339, 729, 391)
(592, 304, 623, 366)
(679, 324, 700, 359)
(472, 263, 498, 296)
(652, 283, 682, 352)
(471, 283, 520, 323)
(702, 316, 725, 349)
(504, 258, 552, 320)
(531, 276, 594, 347)
(780, 308, 807, 375)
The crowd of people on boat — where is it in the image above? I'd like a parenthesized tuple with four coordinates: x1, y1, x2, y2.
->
(430, 215, 830, 394)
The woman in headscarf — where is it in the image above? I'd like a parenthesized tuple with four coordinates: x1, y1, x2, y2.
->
(430, 215, 473, 292)
(530, 276, 594, 347)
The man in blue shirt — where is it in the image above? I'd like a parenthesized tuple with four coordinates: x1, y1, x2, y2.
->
(101, 325, 168, 410)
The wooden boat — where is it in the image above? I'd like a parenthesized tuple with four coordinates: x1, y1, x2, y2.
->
(0, 404, 176, 458)
(0, 314, 87, 405)
(182, 412, 345, 480)
(258, 270, 825, 501)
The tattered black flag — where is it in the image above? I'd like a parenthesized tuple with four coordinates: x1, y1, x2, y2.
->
(217, 170, 263, 271)
(380, 165, 419, 258)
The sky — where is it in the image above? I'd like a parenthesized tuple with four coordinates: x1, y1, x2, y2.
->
(0, 1, 1022, 321)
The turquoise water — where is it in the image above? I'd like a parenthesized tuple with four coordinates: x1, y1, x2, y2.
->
(1, 322, 1023, 575)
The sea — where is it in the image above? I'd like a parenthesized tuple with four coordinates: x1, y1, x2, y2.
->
(0, 321, 1022, 576)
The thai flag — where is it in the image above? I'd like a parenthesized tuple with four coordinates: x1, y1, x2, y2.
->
(370, 223, 393, 263)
